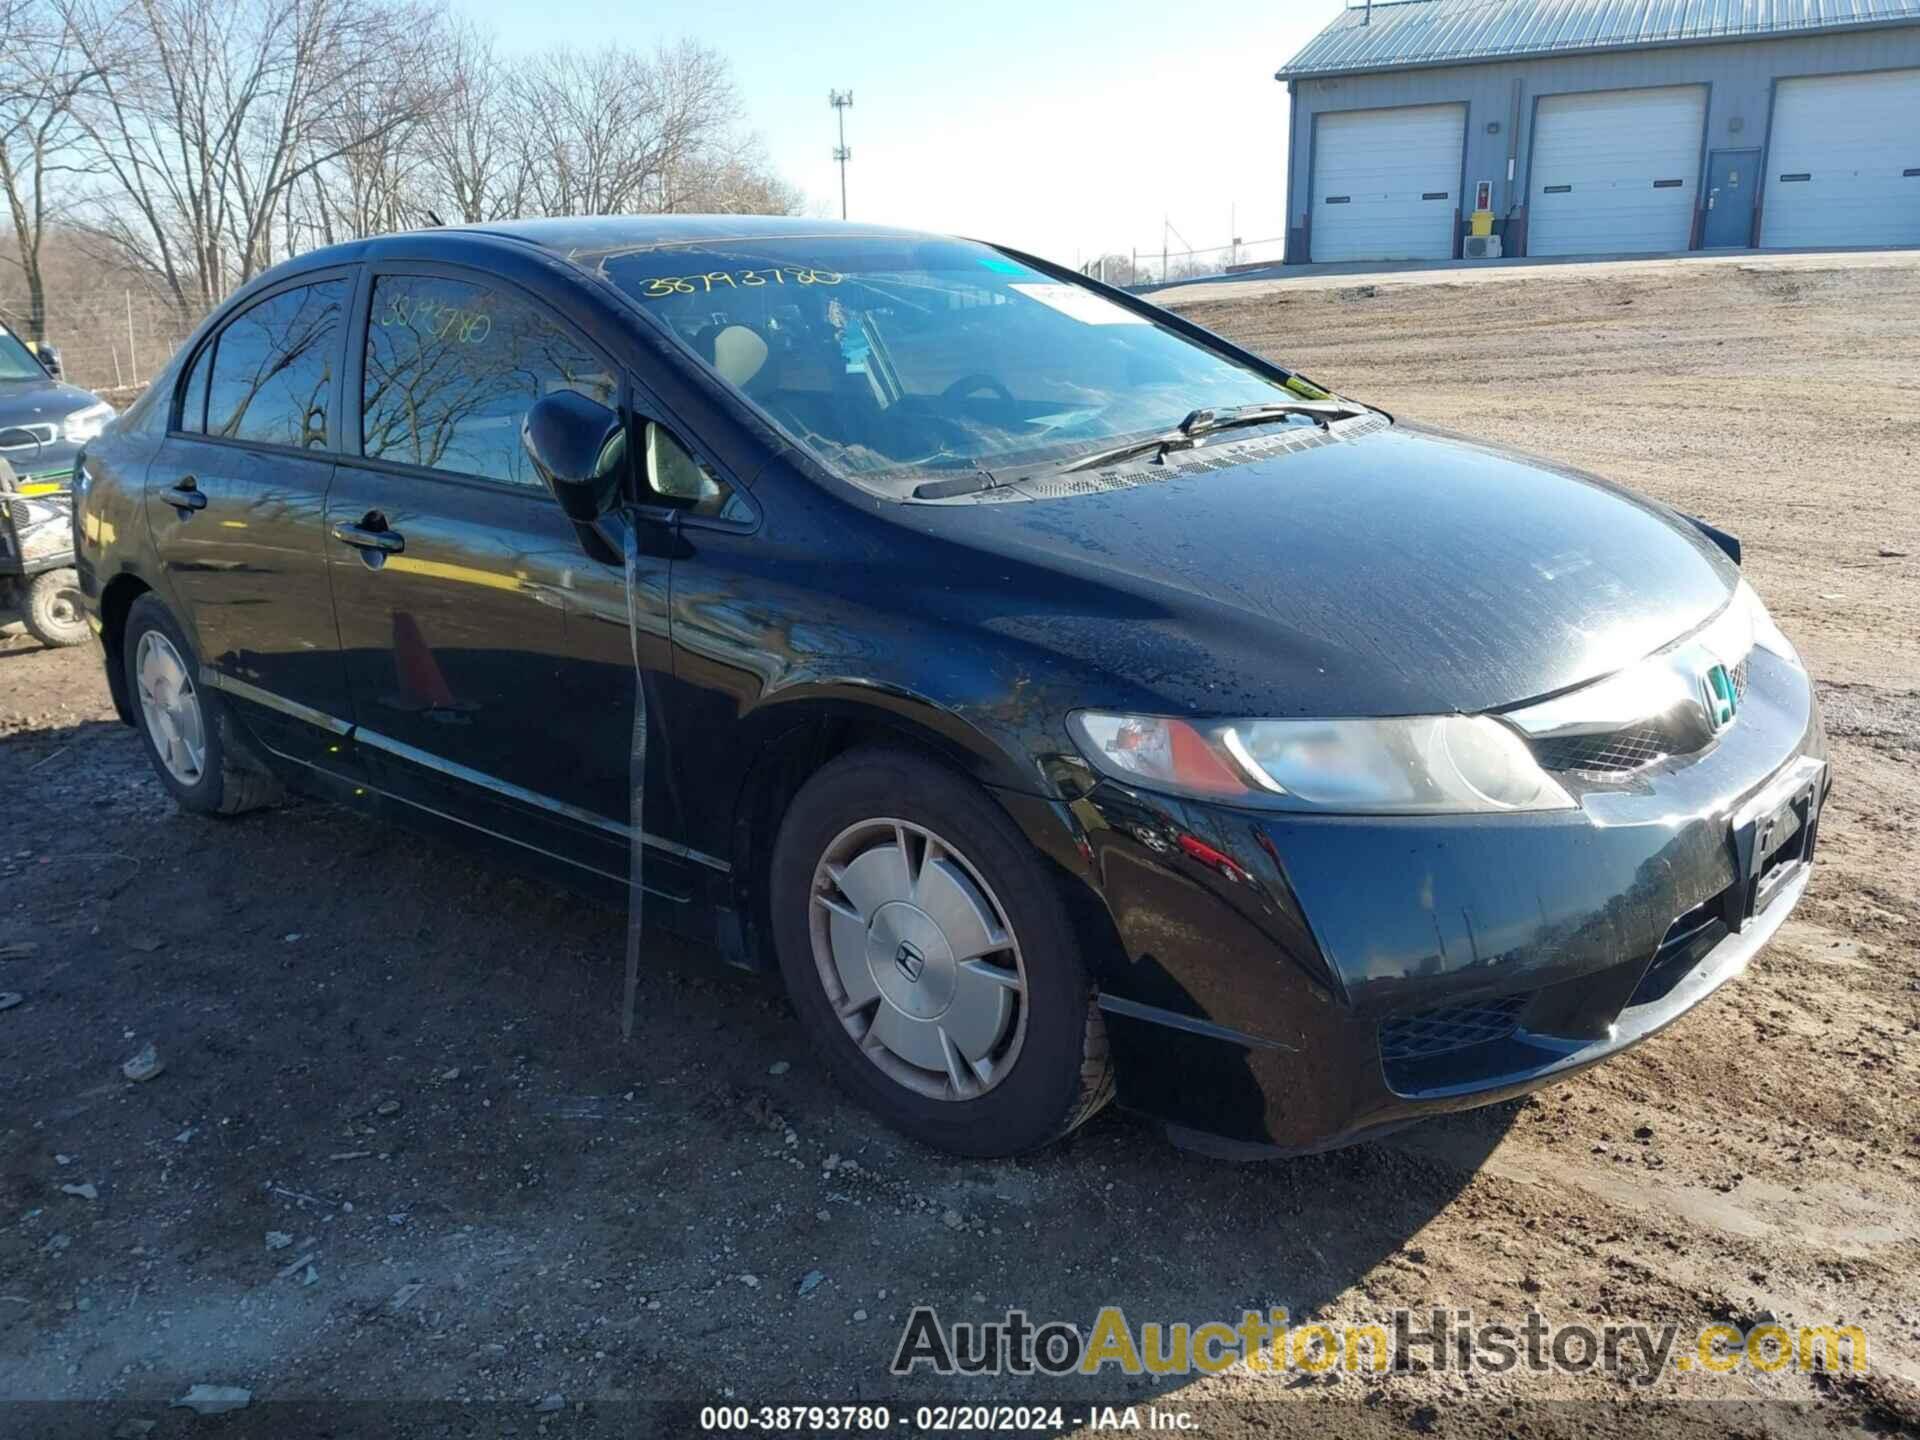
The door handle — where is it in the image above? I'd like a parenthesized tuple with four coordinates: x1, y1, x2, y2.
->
(163, 477, 207, 512)
(331, 520, 405, 554)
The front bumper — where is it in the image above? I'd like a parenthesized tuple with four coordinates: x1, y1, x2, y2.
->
(1072, 645, 1827, 1155)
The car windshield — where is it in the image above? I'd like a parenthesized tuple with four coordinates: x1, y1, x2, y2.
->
(0, 326, 46, 382)
(595, 235, 1316, 490)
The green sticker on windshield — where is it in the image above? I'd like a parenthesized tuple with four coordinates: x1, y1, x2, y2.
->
(979, 256, 1028, 275)
(1284, 375, 1332, 401)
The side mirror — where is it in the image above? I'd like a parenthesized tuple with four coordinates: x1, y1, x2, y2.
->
(521, 389, 626, 523)
(34, 344, 61, 378)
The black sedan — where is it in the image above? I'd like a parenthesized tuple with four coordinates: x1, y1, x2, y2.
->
(73, 218, 1827, 1158)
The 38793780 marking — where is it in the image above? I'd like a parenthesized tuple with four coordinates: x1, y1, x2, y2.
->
(696, 1403, 1077, 1432)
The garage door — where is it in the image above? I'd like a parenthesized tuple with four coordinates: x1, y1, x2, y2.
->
(1760, 69, 1920, 248)
(1528, 86, 1707, 256)
(1310, 103, 1466, 263)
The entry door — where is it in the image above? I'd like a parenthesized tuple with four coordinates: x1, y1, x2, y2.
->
(329, 265, 687, 901)
(1704, 148, 1761, 248)
(145, 272, 354, 764)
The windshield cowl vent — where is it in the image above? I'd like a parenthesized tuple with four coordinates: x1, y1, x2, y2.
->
(968, 411, 1387, 504)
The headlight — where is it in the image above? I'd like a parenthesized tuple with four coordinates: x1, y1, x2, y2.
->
(1068, 711, 1574, 814)
(62, 401, 115, 444)
(1736, 578, 1800, 668)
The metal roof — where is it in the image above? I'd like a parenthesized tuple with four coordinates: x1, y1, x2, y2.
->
(1277, 0, 1920, 79)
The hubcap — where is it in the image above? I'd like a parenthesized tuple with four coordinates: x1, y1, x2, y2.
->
(134, 631, 206, 785)
(47, 587, 80, 626)
(809, 818, 1027, 1101)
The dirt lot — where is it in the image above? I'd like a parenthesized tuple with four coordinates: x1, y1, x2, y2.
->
(3, 254, 1918, 1437)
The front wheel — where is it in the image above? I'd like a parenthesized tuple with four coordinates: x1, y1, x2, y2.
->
(22, 568, 88, 647)
(771, 748, 1112, 1156)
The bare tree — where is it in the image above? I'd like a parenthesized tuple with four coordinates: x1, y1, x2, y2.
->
(0, 0, 103, 342)
(65, 0, 442, 316)
(419, 20, 527, 225)
(508, 40, 792, 219)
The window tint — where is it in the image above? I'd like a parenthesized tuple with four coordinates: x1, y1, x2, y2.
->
(177, 341, 213, 433)
(362, 274, 615, 487)
(643, 422, 749, 521)
(205, 280, 345, 448)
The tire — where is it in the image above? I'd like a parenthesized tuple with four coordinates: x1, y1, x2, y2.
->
(22, 568, 88, 648)
(123, 594, 280, 816)
(771, 747, 1113, 1157)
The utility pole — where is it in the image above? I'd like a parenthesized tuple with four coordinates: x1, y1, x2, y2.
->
(829, 90, 853, 220)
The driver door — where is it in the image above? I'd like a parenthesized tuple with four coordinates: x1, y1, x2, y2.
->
(326, 264, 692, 909)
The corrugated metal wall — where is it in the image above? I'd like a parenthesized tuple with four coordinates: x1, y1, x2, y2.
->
(1280, 0, 1920, 79)
(1284, 25, 1920, 261)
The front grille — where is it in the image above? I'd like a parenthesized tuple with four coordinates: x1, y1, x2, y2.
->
(1379, 994, 1527, 1062)
(1531, 725, 1673, 774)
(1529, 656, 1753, 775)
(0, 423, 56, 449)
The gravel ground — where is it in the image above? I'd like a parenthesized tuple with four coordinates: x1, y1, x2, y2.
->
(2, 253, 1917, 1438)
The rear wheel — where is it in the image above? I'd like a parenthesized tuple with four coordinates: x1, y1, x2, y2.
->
(23, 568, 87, 648)
(771, 748, 1112, 1156)
(123, 595, 280, 816)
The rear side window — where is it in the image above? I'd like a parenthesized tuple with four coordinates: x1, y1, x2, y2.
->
(205, 280, 346, 449)
(361, 273, 615, 488)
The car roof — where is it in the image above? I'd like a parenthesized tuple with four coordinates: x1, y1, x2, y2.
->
(456, 214, 951, 261)
(276, 215, 957, 279)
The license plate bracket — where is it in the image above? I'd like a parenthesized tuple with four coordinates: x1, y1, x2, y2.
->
(1723, 758, 1826, 931)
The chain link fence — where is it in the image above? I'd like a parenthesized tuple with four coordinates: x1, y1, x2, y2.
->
(0, 287, 209, 402)
(1082, 234, 1290, 288)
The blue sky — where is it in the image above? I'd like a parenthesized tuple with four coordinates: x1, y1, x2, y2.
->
(459, 0, 1345, 266)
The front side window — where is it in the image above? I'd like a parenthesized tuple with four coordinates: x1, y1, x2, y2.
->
(362, 273, 615, 488)
(593, 236, 1314, 495)
(205, 280, 346, 448)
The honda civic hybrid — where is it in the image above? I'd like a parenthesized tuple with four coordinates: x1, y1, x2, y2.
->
(73, 217, 1827, 1157)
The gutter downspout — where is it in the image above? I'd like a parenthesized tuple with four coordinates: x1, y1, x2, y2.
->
(1285, 80, 1303, 265)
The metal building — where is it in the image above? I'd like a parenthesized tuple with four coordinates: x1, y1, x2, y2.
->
(1276, 0, 1920, 263)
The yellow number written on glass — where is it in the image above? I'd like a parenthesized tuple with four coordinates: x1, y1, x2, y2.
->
(639, 267, 843, 299)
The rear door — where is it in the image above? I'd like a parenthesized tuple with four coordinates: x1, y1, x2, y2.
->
(146, 271, 354, 763)
(327, 263, 692, 904)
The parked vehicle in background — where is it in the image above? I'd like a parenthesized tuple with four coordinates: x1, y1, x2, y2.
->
(0, 319, 112, 485)
(70, 218, 1825, 1159)
(0, 322, 109, 648)
(0, 456, 87, 649)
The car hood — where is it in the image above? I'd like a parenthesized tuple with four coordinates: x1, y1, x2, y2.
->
(923, 420, 1740, 718)
(0, 375, 100, 424)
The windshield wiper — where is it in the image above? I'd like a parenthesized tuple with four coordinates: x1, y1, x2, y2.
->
(907, 401, 1359, 500)
(1180, 401, 1348, 437)
(1005, 402, 1351, 484)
